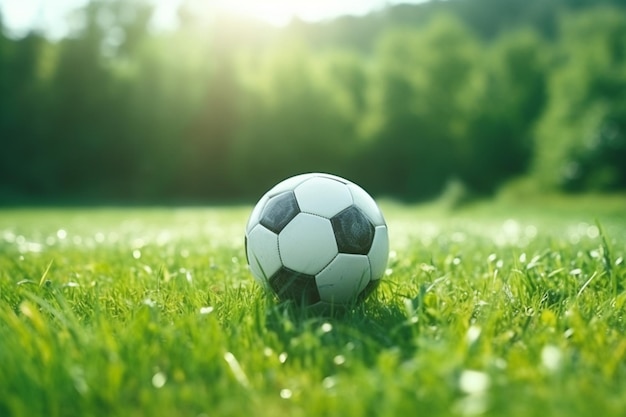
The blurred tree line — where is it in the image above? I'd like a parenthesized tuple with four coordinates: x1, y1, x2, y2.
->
(1, 0, 625, 204)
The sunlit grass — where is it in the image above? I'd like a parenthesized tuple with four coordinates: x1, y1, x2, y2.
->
(0, 198, 625, 417)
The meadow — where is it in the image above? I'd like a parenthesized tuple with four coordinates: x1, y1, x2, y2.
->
(0, 195, 625, 417)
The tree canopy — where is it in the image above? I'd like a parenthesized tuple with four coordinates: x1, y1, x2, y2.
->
(1, 0, 625, 203)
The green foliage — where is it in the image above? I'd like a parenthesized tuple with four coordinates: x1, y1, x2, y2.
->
(534, 7, 626, 192)
(1, 0, 626, 203)
(0, 199, 626, 416)
(460, 28, 547, 193)
(363, 15, 483, 199)
(232, 41, 361, 194)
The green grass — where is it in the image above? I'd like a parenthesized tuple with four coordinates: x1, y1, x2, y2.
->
(1, 197, 625, 417)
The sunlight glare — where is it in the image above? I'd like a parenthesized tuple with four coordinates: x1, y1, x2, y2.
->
(218, 0, 299, 26)
(0, 0, 428, 36)
(212, 0, 388, 26)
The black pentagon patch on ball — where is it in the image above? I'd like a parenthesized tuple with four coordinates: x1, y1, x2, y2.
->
(260, 191, 300, 234)
(331, 206, 375, 255)
(269, 267, 321, 305)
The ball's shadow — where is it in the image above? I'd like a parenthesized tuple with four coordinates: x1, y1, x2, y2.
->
(262, 285, 418, 361)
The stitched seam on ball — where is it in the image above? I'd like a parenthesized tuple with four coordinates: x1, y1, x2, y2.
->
(276, 233, 284, 268)
(299, 210, 342, 220)
(366, 256, 374, 282)
(317, 252, 339, 276)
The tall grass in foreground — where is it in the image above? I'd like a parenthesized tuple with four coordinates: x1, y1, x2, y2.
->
(0, 198, 625, 417)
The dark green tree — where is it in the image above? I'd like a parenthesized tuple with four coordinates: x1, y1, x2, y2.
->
(533, 7, 626, 191)
(0, 31, 54, 200)
(363, 15, 482, 200)
(459, 28, 547, 194)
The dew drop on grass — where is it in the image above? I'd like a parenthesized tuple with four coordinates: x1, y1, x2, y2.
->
(321, 323, 333, 333)
(280, 389, 292, 399)
(586, 225, 599, 239)
(333, 355, 346, 366)
(152, 372, 167, 388)
(199, 306, 214, 315)
(541, 345, 562, 372)
(466, 326, 481, 345)
(278, 352, 288, 364)
(502, 219, 521, 238)
(323, 376, 338, 390)
(459, 370, 490, 394)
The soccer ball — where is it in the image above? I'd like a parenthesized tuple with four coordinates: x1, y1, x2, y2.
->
(244, 173, 389, 307)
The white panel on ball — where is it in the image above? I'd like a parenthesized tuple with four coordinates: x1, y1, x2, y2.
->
(368, 225, 389, 281)
(347, 183, 386, 226)
(247, 225, 282, 284)
(294, 177, 353, 218)
(279, 213, 338, 275)
(316, 254, 371, 303)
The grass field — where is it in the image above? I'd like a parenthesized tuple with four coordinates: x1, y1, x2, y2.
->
(1, 195, 625, 417)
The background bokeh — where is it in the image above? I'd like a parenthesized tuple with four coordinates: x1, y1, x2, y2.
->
(1, 0, 625, 204)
